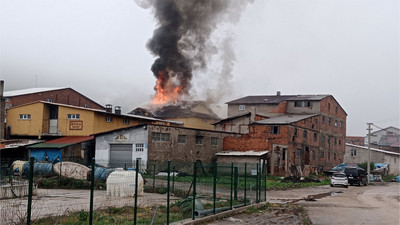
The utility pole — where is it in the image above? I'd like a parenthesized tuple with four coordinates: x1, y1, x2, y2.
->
(367, 123, 372, 184)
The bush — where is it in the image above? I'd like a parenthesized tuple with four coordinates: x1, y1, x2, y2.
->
(358, 162, 375, 171)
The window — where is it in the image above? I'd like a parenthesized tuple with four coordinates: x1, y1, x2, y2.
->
(296, 149, 301, 158)
(328, 136, 331, 144)
(305, 101, 312, 107)
(334, 120, 338, 127)
(239, 105, 245, 110)
(328, 103, 331, 111)
(271, 126, 280, 134)
(294, 128, 298, 136)
(195, 136, 204, 145)
(339, 139, 341, 145)
(321, 135, 325, 146)
(340, 121, 343, 128)
(328, 117, 332, 125)
(334, 153, 337, 160)
(320, 151, 325, 158)
(313, 133, 318, 142)
(84, 104, 89, 108)
(211, 137, 218, 146)
(5, 98, 10, 102)
(106, 116, 113, 122)
(335, 106, 338, 114)
(351, 149, 357, 156)
(328, 152, 331, 160)
(67, 114, 80, 120)
(303, 130, 307, 138)
(178, 135, 186, 144)
(312, 151, 315, 160)
(19, 114, 31, 120)
(294, 101, 303, 107)
(135, 143, 144, 152)
(123, 118, 130, 125)
(152, 132, 170, 142)
(334, 137, 337, 145)
(46, 98, 52, 102)
(322, 116, 325, 123)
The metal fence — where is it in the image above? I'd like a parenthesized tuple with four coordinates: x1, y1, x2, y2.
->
(0, 157, 267, 225)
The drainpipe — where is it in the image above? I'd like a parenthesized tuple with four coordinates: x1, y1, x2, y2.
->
(0, 81, 5, 140)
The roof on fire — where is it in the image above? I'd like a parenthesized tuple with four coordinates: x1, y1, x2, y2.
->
(226, 95, 330, 104)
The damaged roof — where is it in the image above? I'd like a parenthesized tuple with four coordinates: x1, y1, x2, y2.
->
(226, 95, 330, 104)
(4, 87, 68, 97)
(254, 114, 318, 125)
(130, 101, 220, 120)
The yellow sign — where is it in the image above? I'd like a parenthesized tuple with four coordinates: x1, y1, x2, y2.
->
(69, 121, 83, 130)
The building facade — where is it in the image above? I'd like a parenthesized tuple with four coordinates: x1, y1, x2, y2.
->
(344, 143, 400, 175)
(216, 93, 347, 176)
(6, 101, 180, 138)
(95, 124, 238, 170)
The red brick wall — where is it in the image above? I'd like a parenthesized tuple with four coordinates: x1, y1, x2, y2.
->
(7, 88, 104, 110)
(270, 101, 287, 114)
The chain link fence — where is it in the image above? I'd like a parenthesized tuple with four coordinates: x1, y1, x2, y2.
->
(0, 157, 267, 224)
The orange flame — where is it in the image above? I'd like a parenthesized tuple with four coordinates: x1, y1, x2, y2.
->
(152, 71, 184, 105)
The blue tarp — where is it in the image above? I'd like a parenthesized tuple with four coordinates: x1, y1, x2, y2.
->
(30, 149, 62, 163)
(94, 167, 115, 181)
(22, 162, 54, 177)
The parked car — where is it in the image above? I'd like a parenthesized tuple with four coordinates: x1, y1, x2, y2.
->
(330, 172, 348, 188)
(344, 167, 367, 186)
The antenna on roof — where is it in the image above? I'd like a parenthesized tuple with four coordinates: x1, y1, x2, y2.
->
(35, 74, 38, 88)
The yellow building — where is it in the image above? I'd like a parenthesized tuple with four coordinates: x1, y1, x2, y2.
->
(6, 101, 181, 138)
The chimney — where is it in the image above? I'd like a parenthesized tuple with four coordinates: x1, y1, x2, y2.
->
(105, 104, 112, 113)
(115, 106, 121, 115)
(277, 91, 281, 96)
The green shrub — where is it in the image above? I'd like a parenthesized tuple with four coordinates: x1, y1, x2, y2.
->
(358, 162, 375, 171)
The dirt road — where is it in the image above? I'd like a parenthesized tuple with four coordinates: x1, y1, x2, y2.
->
(299, 183, 400, 225)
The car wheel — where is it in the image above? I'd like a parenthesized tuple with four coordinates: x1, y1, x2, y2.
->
(330, 184, 333, 187)
(359, 180, 363, 186)
(345, 185, 348, 188)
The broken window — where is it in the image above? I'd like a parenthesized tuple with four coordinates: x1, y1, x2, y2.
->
(271, 126, 280, 134)
(328, 117, 332, 125)
(313, 133, 318, 142)
(305, 101, 312, 107)
(303, 130, 307, 138)
(211, 137, 218, 146)
(322, 116, 325, 123)
(334, 137, 337, 145)
(178, 135, 186, 144)
(195, 136, 204, 145)
(294, 128, 298, 136)
(334, 153, 337, 160)
(320, 151, 325, 158)
(328, 152, 331, 160)
(340, 121, 343, 128)
(294, 101, 303, 107)
(351, 149, 356, 156)
(334, 120, 338, 127)
(19, 114, 31, 120)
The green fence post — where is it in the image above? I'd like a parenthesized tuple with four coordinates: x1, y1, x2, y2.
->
(89, 158, 95, 225)
(167, 161, 171, 225)
(153, 163, 156, 190)
(244, 163, 247, 206)
(213, 162, 217, 214)
(256, 163, 259, 203)
(230, 162, 233, 210)
(234, 167, 238, 201)
(263, 161, 267, 202)
(27, 157, 34, 225)
(172, 165, 175, 193)
(134, 159, 139, 225)
(192, 161, 197, 220)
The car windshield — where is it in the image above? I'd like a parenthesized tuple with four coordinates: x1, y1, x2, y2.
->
(345, 168, 358, 175)
(333, 173, 346, 177)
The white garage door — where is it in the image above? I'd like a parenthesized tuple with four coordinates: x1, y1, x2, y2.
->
(110, 144, 133, 168)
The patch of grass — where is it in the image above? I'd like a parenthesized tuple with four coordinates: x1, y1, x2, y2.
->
(382, 174, 397, 182)
(35, 176, 106, 190)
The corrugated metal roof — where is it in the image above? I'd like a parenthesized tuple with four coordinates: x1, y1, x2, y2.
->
(4, 87, 68, 97)
(216, 150, 268, 157)
(28, 136, 93, 149)
(226, 95, 330, 104)
(346, 143, 400, 156)
(254, 114, 318, 125)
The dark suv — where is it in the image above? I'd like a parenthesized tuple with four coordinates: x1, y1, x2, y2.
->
(344, 167, 367, 186)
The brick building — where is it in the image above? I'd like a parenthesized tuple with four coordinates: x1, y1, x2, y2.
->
(215, 93, 347, 176)
(4, 87, 104, 110)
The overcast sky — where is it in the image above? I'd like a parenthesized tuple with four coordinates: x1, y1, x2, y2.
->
(0, 0, 398, 136)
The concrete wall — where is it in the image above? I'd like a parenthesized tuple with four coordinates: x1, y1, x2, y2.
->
(344, 144, 400, 175)
(286, 100, 321, 114)
(214, 115, 251, 134)
(95, 126, 148, 167)
(227, 104, 278, 117)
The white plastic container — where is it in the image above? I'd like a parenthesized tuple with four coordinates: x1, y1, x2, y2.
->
(106, 169, 144, 197)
